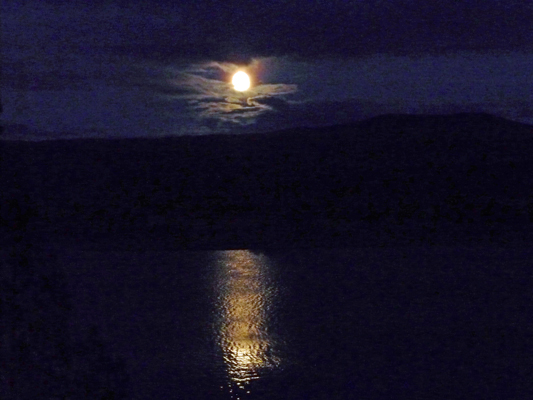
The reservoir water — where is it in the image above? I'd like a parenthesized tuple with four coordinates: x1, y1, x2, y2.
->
(42, 246, 533, 398)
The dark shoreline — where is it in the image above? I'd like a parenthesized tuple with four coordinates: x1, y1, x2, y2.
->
(2, 112, 533, 250)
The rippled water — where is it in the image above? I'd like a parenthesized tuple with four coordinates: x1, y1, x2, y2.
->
(212, 250, 282, 397)
(214, 252, 280, 380)
(57, 246, 533, 399)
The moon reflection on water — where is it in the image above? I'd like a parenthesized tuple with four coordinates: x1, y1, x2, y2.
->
(213, 250, 282, 396)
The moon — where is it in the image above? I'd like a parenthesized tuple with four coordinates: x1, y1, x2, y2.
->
(232, 71, 250, 92)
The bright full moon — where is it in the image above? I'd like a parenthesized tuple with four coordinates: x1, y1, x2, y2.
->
(232, 71, 250, 91)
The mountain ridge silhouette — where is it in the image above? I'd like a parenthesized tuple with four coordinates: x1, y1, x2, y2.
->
(2, 112, 533, 249)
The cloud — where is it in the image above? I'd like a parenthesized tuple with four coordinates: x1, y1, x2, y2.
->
(2, 0, 532, 138)
(6, 0, 531, 67)
(154, 60, 298, 129)
(249, 96, 291, 112)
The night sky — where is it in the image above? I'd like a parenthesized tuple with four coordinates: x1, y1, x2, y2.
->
(2, 0, 532, 139)
(3, 3, 533, 398)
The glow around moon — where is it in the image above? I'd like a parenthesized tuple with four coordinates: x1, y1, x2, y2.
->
(232, 71, 251, 91)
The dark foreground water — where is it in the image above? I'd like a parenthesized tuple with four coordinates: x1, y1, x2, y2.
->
(56, 246, 533, 399)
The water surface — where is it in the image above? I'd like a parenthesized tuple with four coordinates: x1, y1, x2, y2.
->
(57, 246, 533, 399)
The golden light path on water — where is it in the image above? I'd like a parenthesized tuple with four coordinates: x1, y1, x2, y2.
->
(213, 250, 281, 396)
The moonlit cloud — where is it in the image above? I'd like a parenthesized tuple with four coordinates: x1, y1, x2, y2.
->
(157, 60, 298, 129)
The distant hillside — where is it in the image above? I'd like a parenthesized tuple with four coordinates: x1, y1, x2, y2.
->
(2, 113, 533, 249)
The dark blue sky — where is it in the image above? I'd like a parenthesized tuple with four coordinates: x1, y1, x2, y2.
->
(2, 0, 532, 139)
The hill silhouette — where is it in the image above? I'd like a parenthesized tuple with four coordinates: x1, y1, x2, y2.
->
(2, 113, 533, 249)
